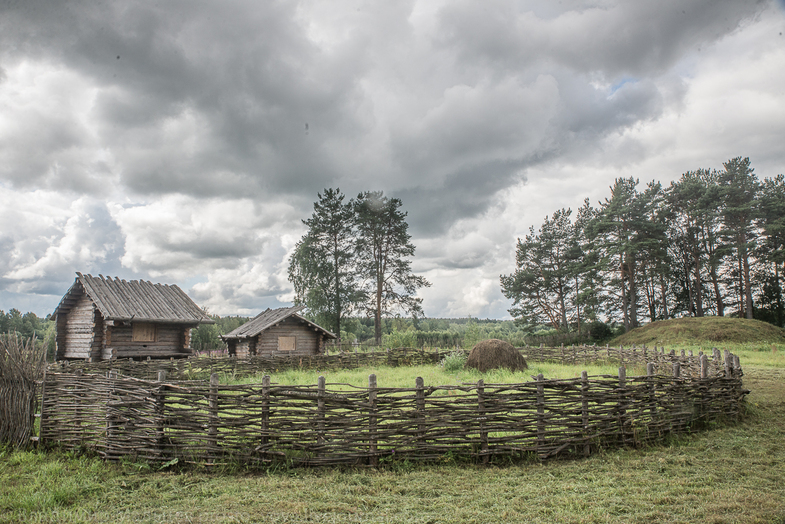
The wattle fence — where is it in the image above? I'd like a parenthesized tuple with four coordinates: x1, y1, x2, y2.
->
(48, 343, 724, 381)
(33, 345, 747, 467)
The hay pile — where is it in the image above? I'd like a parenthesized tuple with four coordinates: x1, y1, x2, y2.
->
(465, 339, 528, 373)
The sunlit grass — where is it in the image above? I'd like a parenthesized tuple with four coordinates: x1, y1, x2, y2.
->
(224, 361, 645, 389)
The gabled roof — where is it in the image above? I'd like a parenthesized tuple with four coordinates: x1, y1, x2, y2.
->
(53, 273, 214, 324)
(222, 305, 337, 340)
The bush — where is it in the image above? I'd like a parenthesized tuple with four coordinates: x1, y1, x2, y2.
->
(587, 321, 614, 342)
(440, 350, 467, 372)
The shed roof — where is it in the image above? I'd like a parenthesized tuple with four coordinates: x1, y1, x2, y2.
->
(222, 305, 337, 340)
(53, 273, 214, 324)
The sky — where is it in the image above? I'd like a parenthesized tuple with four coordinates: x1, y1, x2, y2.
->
(1, 0, 784, 320)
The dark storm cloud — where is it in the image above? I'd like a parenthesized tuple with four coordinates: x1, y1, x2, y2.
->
(394, 71, 665, 236)
(435, 0, 766, 77)
(0, 0, 366, 197)
(0, 0, 768, 231)
(144, 231, 259, 261)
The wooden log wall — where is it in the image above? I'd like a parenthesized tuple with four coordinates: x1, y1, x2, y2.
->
(38, 350, 746, 468)
(255, 317, 324, 357)
(105, 324, 191, 360)
(61, 294, 96, 360)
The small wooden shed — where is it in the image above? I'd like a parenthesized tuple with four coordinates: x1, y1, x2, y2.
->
(52, 273, 214, 361)
(221, 306, 336, 358)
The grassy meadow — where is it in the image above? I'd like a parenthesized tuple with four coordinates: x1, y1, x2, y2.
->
(226, 360, 642, 389)
(2, 318, 785, 523)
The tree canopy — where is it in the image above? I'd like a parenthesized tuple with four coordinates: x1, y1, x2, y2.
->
(288, 189, 429, 343)
(502, 157, 785, 331)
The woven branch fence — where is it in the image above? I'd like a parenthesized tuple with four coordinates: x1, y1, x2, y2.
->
(48, 344, 724, 381)
(0, 333, 45, 448)
(36, 347, 746, 468)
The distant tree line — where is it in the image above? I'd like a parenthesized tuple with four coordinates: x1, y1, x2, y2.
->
(189, 315, 250, 352)
(0, 309, 56, 358)
(501, 157, 785, 332)
(0, 309, 53, 340)
(288, 189, 430, 344)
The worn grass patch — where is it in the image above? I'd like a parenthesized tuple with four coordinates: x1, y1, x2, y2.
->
(2, 365, 783, 524)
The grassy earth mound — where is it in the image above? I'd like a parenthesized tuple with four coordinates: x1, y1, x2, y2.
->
(465, 338, 528, 373)
(612, 317, 785, 346)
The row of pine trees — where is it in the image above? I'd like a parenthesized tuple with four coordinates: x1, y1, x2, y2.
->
(501, 157, 785, 332)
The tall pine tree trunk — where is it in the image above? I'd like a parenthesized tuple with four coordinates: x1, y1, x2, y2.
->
(659, 273, 669, 319)
(710, 264, 724, 316)
(742, 240, 753, 319)
(737, 255, 745, 318)
(693, 250, 703, 317)
(628, 255, 638, 329)
(375, 276, 383, 345)
(621, 254, 630, 332)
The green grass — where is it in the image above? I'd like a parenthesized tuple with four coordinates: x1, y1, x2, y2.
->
(222, 361, 642, 389)
(4, 317, 783, 523)
(612, 317, 785, 346)
(1, 365, 784, 523)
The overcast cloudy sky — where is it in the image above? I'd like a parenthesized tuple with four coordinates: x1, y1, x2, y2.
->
(1, 0, 784, 320)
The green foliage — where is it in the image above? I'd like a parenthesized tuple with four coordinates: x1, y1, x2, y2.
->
(354, 191, 431, 344)
(288, 188, 363, 336)
(440, 350, 466, 373)
(191, 315, 251, 352)
(501, 208, 578, 330)
(288, 189, 429, 343)
(502, 157, 785, 332)
(381, 329, 418, 348)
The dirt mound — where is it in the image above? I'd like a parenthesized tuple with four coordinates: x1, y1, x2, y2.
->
(465, 339, 528, 373)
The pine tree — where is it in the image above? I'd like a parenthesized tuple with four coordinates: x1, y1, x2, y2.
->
(719, 157, 759, 319)
(354, 191, 430, 344)
(758, 174, 785, 325)
(288, 188, 363, 337)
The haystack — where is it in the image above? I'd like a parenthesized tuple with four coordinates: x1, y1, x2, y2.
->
(465, 339, 528, 373)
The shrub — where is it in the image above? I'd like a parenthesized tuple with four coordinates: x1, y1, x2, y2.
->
(440, 350, 467, 372)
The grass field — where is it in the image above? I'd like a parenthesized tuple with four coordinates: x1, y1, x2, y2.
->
(227, 360, 642, 389)
(2, 320, 784, 524)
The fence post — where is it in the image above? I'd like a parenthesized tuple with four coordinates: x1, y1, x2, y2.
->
(477, 379, 488, 464)
(36, 365, 48, 447)
(646, 363, 660, 443)
(724, 350, 731, 378)
(156, 370, 166, 460)
(369, 374, 378, 466)
(536, 373, 545, 458)
(581, 371, 590, 457)
(673, 361, 680, 379)
(208, 373, 219, 457)
(261, 375, 270, 459)
(105, 369, 117, 458)
(700, 354, 708, 379)
(416, 376, 425, 454)
(317, 375, 326, 455)
(617, 367, 627, 447)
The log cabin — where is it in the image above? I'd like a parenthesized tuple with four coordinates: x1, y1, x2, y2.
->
(52, 273, 214, 361)
(221, 305, 336, 358)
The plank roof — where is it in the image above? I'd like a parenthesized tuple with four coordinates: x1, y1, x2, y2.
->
(222, 305, 337, 340)
(53, 273, 214, 324)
